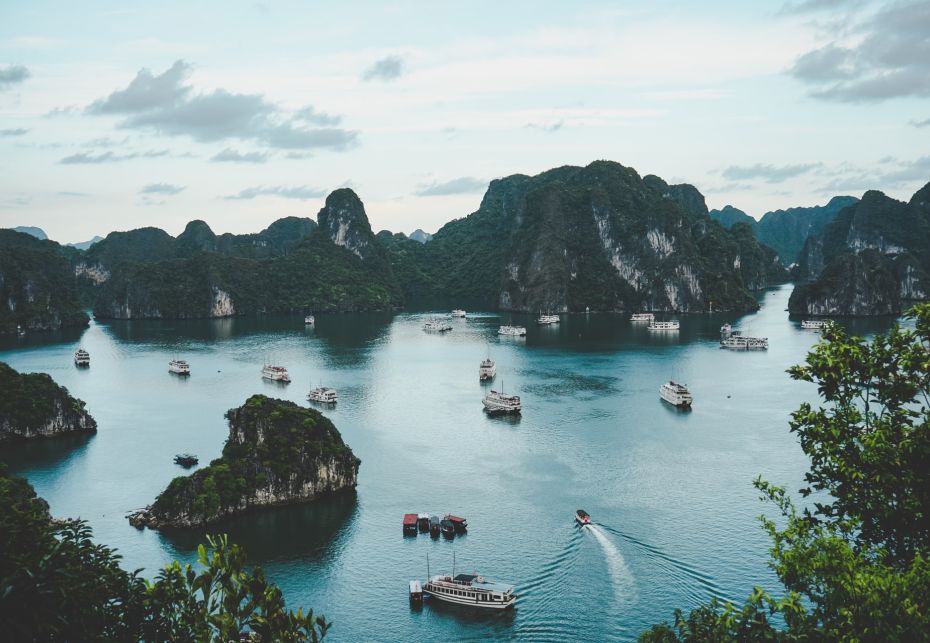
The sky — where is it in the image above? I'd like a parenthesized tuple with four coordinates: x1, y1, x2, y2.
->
(1, 0, 929, 243)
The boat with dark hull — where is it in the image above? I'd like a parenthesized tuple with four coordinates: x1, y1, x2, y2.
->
(575, 509, 591, 526)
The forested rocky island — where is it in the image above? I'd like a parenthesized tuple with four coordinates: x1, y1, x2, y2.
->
(0, 362, 97, 441)
(129, 395, 360, 529)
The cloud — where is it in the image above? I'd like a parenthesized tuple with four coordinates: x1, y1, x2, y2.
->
(416, 177, 487, 196)
(59, 149, 170, 164)
(789, 0, 930, 102)
(222, 185, 325, 200)
(140, 182, 185, 195)
(362, 55, 404, 81)
(87, 60, 357, 152)
(880, 155, 930, 185)
(0, 64, 30, 90)
(911, 117, 930, 128)
(211, 148, 268, 163)
(44, 105, 78, 118)
(0, 128, 29, 137)
(779, 0, 863, 15)
(57, 191, 88, 197)
(721, 163, 821, 183)
(87, 60, 192, 114)
(525, 120, 564, 132)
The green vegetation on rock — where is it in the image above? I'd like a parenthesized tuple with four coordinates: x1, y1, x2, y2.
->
(0, 362, 97, 441)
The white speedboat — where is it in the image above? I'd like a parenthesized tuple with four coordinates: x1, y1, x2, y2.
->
(262, 364, 291, 383)
(801, 319, 827, 330)
(648, 320, 680, 331)
(305, 314, 315, 325)
(307, 386, 337, 404)
(423, 573, 516, 610)
(451, 309, 466, 318)
(74, 349, 90, 367)
(659, 380, 693, 408)
(483, 388, 521, 415)
(423, 318, 453, 332)
(536, 313, 560, 325)
(168, 359, 190, 375)
(498, 325, 526, 336)
(479, 357, 496, 381)
(630, 312, 654, 322)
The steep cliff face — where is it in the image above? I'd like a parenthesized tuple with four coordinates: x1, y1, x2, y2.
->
(317, 189, 380, 261)
(0, 362, 97, 441)
(0, 230, 89, 334)
(709, 205, 756, 229)
(130, 395, 359, 529)
(790, 184, 930, 316)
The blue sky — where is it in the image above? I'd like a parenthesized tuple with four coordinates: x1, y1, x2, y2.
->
(1, 0, 928, 242)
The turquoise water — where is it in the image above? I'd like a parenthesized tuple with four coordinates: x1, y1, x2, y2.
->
(0, 285, 897, 641)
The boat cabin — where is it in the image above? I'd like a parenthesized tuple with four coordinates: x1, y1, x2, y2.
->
(403, 513, 418, 535)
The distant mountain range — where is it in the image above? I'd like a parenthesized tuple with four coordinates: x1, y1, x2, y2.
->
(12, 226, 103, 250)
(409, 229, 433, 243)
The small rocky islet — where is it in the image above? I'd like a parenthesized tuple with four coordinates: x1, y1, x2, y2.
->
(0, 361, 97, 441)
(129, 394, 360, 530)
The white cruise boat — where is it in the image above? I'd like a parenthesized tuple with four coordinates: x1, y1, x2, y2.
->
(536, 313, 560, 325)
(261, 364, 291, 383)
(648, 320, 680, 331)
(479, 357, 496, 381)
(423, 573, 516, 610)
(483, 388, 521, 415)
(451, 309, 466, 318)
(498, 325, 526, 336)
(630, 312, 654, 322)
(74, 349, 90, 367)
(305, 314, 315, 325)
(801, 319, 827, 330)
(423, 318, 453, 332)
(659, 381, 693, 408)
(721, 336, 768, 351)
(307, 386, 337, 404)
(168, 359, 190, 375)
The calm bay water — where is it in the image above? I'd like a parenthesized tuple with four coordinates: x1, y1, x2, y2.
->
(0, 284, 898, 641)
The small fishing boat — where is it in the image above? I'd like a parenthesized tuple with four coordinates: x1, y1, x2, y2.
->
(451, 309, 466, 318)
(417, 513, 430, 533)
(575, 509, 591, 526)
(174, 453, 199, 467)
(74, 349, 90, 367)
(261, 364, 290, 383)
(444, 514, 468, 533)
(168, 359, 190, 375)
(403, 513, 418, 536)
(630, 312, 654, 322)
(659, 381, 693, 409)
(498, 325, 526, 336)
(429, 515, 441, 538)
(409, 580, 423, 607)
(307, 386, 338, 404)
(423, 573, 517, 610)
(440, 518, 456, 539)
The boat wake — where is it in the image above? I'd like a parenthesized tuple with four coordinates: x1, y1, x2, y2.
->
(586, 524, 636, 604)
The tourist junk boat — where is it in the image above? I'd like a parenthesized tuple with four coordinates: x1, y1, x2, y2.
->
(483, 386, 521, 415)
(498, 325, 526, 337)
(648, 320, 680, 331)
(536, 312, 560, 325)
(479, 356, 496, 381)
(174, 453, 198, 467)
(74, 349, 90, 367)
(261, 364, 291, 383)
(423, 318, 453, 332)
(304, 314, 315, 325)
(168, 359, 190, 375)
(307, 386, 338, 404)
(423, 573, 517, 610)
(451, 309, 466, 318)
(445, 514, 468, 533)
(575, 509, 591, 526)
(721, 335, 769, 351)
(659, 380, 693, 409)
(630, 312, 654, 322)
(417, 513, 430, 533)
(801, 319, 827, 330)
(403, 513, 419, 536)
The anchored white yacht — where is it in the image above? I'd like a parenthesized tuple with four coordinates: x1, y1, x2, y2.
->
(74, 349, 90, 367)
(659, 381, 693, 408)
(168, 359, 190, 375)
(801, 319, 827, 330)
(308, 386, 337, 404)
(451, 309, 466, 318)
(630, 312, 654, 322)
(483, 387, 521, 415)
(261, 364, 291, 383)
(648, 320, 680, 331)
(498, 325, 526, 336)
(423, 573, 516, 610)
(424, 318, 453, 332)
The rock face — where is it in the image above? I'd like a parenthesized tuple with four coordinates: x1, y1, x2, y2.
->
(0, 229, 89, 334)
(790, 184, 930, 316)
(317, 188, 380, 261)
(409, 229, 433, 244)
(0, 362, 97, 441)
(129, 395, 360, 529)
(709, 205, 755, 230)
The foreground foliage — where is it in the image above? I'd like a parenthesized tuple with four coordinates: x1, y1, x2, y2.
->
(641, 305, 930, 641)
(0, 466, 328, 641)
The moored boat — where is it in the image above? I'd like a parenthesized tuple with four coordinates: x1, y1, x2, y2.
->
(440, 518, 456, 539)
(483, 388, 521, 415)
(720, 335, 768, 350)
(659, 380, 693, 409)
(174, 453, 199, 467)
(304, 314, 315, 325)
(417, 513, 430, 533)
(168, 359, 190, 375)
(74, 349, 90, 367)
(801, 319, 827, 330)
(498, 325, 526, 337)
(536, 313, 560, 325)
(648, 320, 680, 331)
(451, 309, 466, 318)
(429, 515, 441, 538)
(479, 357, 496, 381)
(409, 580, 423, 607)
(261, 364, 291, 383)
(423, 573, 517, 610)
(575, 509, 591, 526)
(403, 513, 418, 536)
(307, 386, 338, 404)
(423, 318, 453, 332)
(444, 514, 468, 533)
(630, 312, 654, 322)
